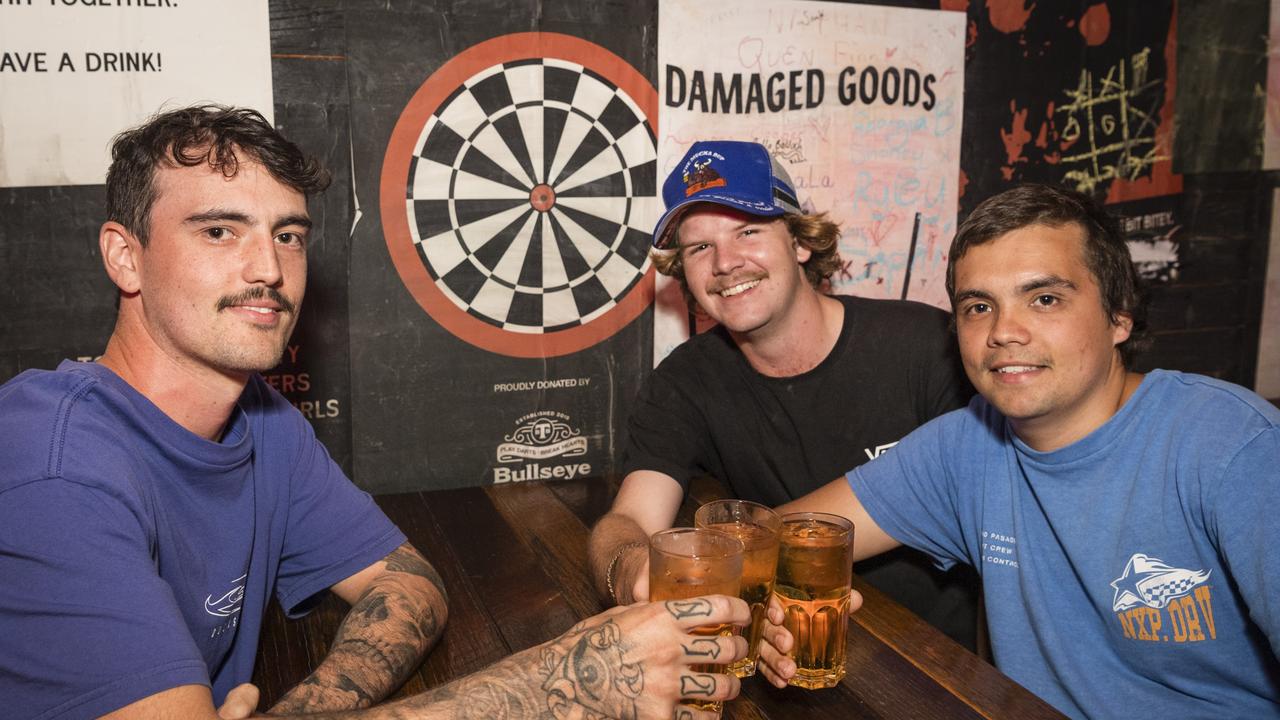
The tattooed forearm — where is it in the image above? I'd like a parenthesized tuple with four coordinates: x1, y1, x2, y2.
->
(384, 545, 448, 602)
(283, 617, 644, 719)
(268, 544, 448, 715)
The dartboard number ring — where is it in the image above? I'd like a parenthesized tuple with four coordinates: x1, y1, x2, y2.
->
(381, 32, 659, 358)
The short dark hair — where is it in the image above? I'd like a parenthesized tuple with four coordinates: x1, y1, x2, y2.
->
(105, 105, 331, 246)
(651, 211, 842, 307)
(946, 184, 1149, 367)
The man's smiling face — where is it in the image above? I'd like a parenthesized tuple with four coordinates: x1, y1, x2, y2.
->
(952, 222, 1133, 444)
(131, 151, 311, 377)
(676, 205, 810, 341)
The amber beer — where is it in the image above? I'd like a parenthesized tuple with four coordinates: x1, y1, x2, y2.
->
(775, 512, 855, 689)
(694, 499, 781, 678)
(649, 528, 744, 714)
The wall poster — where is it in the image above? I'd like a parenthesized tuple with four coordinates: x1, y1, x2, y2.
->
(0, 0, 271, 188)
(655, 0, 966, 362)
(348, 9, 659, 492)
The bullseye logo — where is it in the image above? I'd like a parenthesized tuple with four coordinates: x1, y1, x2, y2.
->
(381, 33, 659, 358)
(493, 410, 591, 484)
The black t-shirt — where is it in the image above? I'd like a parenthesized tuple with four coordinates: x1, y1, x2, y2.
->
(623, 294, 980, 648)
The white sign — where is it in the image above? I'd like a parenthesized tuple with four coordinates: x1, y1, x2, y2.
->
(656, 0, 964, 363)
(0, 0, 272, 188)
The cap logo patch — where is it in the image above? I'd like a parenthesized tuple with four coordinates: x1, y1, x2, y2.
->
(682, 153, 727, 196)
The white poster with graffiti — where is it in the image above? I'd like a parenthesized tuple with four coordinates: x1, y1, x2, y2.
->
(655, 0, 964, 362)
(0, 1, 271, 188)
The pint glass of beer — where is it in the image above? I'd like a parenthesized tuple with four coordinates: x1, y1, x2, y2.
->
(775, 512, 855, 689)
(649, 527, 744, 714)
(694, 499, 781, 677)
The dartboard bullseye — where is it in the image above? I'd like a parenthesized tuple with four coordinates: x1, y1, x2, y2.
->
(381, 33, 658, 358)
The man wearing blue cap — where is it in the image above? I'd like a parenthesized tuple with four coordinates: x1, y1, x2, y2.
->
(589, 140, 980, 650)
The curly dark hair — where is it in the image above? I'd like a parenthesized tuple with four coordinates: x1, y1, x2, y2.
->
(105, 104, 331, 246)
(651, 211, 842, 307)
(946, 184, 1150, 367)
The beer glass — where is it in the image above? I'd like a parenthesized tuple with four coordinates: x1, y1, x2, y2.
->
(694, 499, 781, 677)
(649, 527, 744, 714)
(774, 512, 855, 689)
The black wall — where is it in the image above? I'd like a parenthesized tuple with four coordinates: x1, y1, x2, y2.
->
(0, 0, 1273, 494)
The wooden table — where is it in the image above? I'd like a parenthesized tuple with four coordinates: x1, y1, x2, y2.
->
(253, 477, 1066, 719)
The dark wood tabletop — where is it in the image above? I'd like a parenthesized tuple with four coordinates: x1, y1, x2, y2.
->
(252, 477, 1066, 719)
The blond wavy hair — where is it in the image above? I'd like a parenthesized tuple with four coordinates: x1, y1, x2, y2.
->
(651, 212, 842, 306)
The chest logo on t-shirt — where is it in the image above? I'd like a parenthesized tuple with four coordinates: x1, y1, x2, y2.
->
(205, 573, 247, 618)
(1109, 554, 1216, 644)
(863, 441, 898, 461)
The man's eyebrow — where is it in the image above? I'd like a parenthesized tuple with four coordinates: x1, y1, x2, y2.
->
(182, 210, 312, 233)
(676, 220, 763, 249)
(274, 214, 313, 233)
(184, 209, 253, 226)
(1018, 275, 1077, 294)
(952, 288, 994, 304)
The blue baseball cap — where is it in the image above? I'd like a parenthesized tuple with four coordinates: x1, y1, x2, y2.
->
(652, 140, 802, 249)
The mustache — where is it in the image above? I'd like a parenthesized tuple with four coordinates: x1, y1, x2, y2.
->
(707, 272, 767, 294)
(216, 286, 297, 315)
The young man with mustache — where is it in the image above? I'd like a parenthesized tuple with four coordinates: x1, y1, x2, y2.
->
(0, 106, 749, 720)
(589, 140, 979, 650)
(758, 184, 1280, 717)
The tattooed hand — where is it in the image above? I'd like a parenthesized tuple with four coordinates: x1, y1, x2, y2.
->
(542, 595, 750, 720)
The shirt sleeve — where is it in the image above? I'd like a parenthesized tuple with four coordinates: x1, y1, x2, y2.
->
(271, 410, 406, 617)
(0, 478, 209, 720)
(847, 410, 972, 570)
(1208, 426, 1280, 657)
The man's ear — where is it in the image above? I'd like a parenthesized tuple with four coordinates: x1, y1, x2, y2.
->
(99, 221, 141, 294)
(1110, 310, 1133, 346)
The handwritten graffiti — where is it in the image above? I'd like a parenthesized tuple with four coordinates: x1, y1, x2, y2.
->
(1057, 48, 1168, 193)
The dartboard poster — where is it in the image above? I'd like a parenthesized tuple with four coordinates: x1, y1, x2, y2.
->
(345, 7, 658, 492)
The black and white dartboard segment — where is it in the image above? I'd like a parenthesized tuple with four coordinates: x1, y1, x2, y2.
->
(382, 34, 658, 357)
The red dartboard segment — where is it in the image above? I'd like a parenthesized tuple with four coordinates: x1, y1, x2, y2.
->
(381, 32, 659, 358)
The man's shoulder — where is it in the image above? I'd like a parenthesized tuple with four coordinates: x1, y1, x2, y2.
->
(654, 325, 740, 373)
(0, 364, 111, 486)
(838, 294, 952, 329)
(1145, 369, 1280, 433)
(0, 363, 99, 409)
(0, 363, 148, 491)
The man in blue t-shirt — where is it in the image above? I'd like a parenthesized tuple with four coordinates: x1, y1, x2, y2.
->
(758, 184, 1280, 718)
(0, 106, 750, 720)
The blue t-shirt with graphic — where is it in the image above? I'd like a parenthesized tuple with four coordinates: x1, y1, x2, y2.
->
(850, 370, 1280, 719)
(0, 361, 406, 720)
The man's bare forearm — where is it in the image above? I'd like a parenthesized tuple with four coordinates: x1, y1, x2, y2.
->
(589, 513, 650, 605)
(269, 545, 449, 714)
(272, 613, 646, 719)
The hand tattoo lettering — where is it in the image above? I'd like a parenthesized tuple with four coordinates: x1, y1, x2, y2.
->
(665, 598, 714, 621)
(681, 637, 722, 660)
(679, 674, 717, 698)
(675, 709, 695, 720)
(541, 620, 642, 720)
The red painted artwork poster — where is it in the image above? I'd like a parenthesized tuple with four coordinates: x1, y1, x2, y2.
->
(956, 0, 1182, 282)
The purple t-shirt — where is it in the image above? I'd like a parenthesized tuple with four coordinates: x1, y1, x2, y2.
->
(0, 361, 406, 719)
